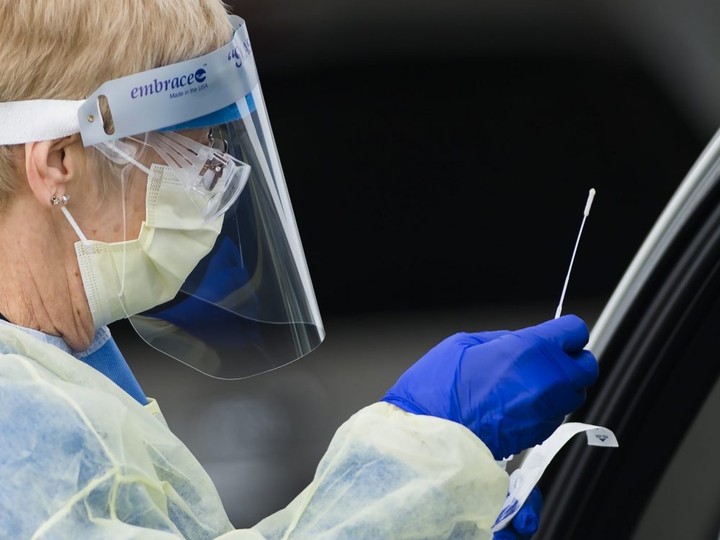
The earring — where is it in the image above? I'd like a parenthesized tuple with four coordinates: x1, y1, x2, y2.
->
(50, 194, 69, 207)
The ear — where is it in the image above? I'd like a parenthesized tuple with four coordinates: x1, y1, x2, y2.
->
(25, 134, 83, 208)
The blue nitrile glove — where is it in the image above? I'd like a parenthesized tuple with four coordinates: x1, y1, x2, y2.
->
(493, 487, 543, 540)
(382, 315, 598, 459)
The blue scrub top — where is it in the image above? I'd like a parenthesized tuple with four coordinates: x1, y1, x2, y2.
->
(0, 320, 147, 404)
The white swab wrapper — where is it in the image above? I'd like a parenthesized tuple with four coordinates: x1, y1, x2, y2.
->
(554, 188, 596, 319)
(492, 421, 618, 532)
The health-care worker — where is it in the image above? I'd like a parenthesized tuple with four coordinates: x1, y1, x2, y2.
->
(0, 1, 598, 538)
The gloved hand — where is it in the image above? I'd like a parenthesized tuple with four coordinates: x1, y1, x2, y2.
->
(382, 315, 598, 459)
(493, 487, 543, 540)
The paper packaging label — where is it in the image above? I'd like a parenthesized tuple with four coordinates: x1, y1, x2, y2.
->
(492, 422, 619, 532)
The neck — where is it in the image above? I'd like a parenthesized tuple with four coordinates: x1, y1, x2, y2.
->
(0, 196, 95, 351)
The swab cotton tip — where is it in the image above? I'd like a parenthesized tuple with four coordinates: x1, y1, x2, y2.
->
(584, 188, 596, 216)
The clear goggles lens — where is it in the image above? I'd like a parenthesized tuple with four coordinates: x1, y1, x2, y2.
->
(144, 130, 251, 222)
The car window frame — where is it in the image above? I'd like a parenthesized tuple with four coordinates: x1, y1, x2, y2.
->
(535, 129, 720, 540)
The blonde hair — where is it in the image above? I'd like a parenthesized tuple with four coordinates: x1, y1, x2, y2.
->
(0, 0, 232, 205)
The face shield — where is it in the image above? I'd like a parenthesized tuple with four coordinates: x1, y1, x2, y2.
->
(0, 16, 324, 379)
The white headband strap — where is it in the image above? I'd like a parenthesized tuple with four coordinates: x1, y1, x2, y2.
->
(0, 100, 83, 145)
(0, 16, 254, 147)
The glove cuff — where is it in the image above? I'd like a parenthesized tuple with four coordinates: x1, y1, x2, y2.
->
(380, 395, 429, 416)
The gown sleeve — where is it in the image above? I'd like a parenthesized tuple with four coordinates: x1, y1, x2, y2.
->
(0, 349, 507, 540)
(231, 402, 509, 540)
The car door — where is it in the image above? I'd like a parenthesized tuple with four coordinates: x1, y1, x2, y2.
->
(535, 129, 720, 540)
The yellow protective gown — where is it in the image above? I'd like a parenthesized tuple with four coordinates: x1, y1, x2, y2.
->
(0, 323, 508, 539)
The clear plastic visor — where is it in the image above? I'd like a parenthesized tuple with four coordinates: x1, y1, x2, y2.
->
(99, 87, 324, 379)
(0, 16, 324, 378)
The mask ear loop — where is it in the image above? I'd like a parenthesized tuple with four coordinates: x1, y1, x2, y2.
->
(51, 191, 89, 244)
(118, 164, 132, 303)
(60, 206, 89, 243)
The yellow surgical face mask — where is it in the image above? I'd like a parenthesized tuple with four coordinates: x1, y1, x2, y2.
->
(65, 164, 223, 329)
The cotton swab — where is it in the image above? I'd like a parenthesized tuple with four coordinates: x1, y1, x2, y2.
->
(554, 188, 596, 319)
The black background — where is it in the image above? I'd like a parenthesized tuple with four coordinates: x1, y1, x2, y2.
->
(258, 54, 701, 317)
(219, 2, 705, 318)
